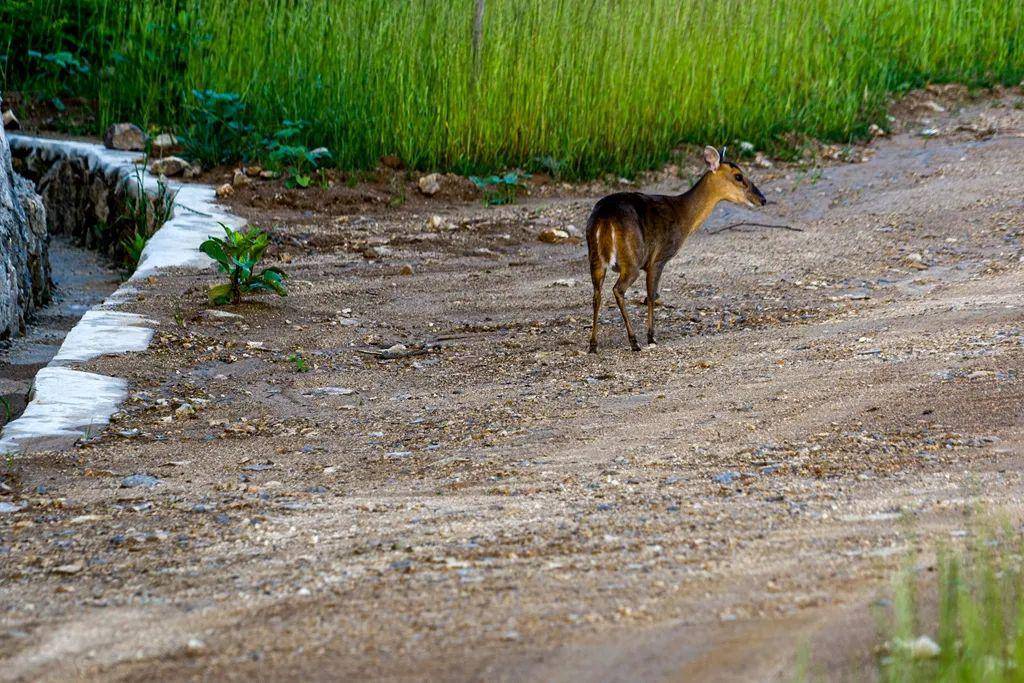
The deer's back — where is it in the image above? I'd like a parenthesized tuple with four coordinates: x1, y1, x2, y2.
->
(588, 192, 678, 243)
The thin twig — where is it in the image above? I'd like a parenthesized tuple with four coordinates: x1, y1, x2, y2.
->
(707, 221, 803, 235)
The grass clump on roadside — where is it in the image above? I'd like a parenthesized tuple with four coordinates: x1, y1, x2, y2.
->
(2, 0, 1024, 178)
(199, 224, 287, 305)
(880, 527, 1024, 682)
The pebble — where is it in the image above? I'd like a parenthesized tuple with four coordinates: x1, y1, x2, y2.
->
(215, 183, 234, 198)
(418, 173, 441, 196)
(121, 474, 160, 489)
(712, 471, 740, 485)
(538, 227, 570, 243)
(148, 156, 190, 177)
(185, 638, 206, 656)
(0, 501, 25, 514)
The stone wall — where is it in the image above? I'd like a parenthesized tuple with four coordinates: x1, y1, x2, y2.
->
(0, 110, 49, 340)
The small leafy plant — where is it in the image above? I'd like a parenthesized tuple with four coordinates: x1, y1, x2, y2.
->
(180, 90, 255, 166)
(286, 352, 310, 372)
(469, 171, 530, 205)
(120, 232, 148, 270)
(199, 224, 287, 305)
(262, 119, 332, 189)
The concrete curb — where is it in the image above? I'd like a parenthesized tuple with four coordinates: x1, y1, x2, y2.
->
(0, 135, 244, 453)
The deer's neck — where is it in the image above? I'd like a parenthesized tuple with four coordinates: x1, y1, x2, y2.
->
(672, 173, 721, 236)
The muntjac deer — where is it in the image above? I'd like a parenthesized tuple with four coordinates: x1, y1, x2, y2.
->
(586, 146, 766, 353)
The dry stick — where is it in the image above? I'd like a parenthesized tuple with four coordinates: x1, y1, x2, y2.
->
(707, 221, 803, 235)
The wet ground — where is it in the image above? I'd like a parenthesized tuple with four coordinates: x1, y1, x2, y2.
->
(0, 235, 120, 423)
(1, 88, 1023, 681)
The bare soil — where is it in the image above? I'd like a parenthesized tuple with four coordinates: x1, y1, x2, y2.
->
(2, 89, 1024, 682)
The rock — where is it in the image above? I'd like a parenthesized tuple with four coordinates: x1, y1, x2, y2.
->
(754, 152, 773, 168)
(151, 133, 177, 153)
(2, 109, 19, 130)
(551, 278, 580, 287)
(121, 474, 161, 489)
(712, 471, 740, 485)
(399, 263, 414, 276)
(538, 227, 570, 243)
(103, 123, 147, 151)
(203, 308, 242, 320)
(380, 155, 404, 170)
(0, 501, 26, 513)
(183, 163, 202, 179)
(0, 108, 50, 340)
(185, 638, 206, 656)
(215, 183, 234, 198)
(305, 387, 355, 396)
(897, 635, 941, 659)
(418, 173, 441, 196)
(868, 123, 886, 138)
(53, 561, 84, 575)
(260, 170, 279, 180)
(149, 156, 189, 177)
(381, 343, 408, 359)
(244, 165, 263, 178)
(563, 224, 583, 238)
(175, 403, 196, 419)
(232, 169, 252, 187)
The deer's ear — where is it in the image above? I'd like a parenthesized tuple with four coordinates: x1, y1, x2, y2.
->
(703, 146, 721, 172)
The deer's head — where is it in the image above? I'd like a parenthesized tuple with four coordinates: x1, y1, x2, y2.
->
(703, 146, 767, 208)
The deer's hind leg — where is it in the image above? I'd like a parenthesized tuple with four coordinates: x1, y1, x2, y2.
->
(589, 262, 605, 354)
(645, 261, 665, 345)
(612, 262, 642, 352)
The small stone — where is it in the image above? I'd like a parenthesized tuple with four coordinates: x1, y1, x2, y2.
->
(121, 474, 160, 489)
(260, 170, 280, 180)
(868, 123, 886, 138)
(754, 152, 774, 168)
(245, 165, 263, 177)
(551, 278, 579, 287)
(381, 343, 408, 359)
(712, 471, 740, 485)
(53, 561, 84, 575)
(215, 183, 234, 198)
(427, 215, 446, 230)
(151, 133, 177, 153)
(967, 370, 993, 380)
(399, 264, 414, 276)
(418, 173, 441, 196)
(380, 155, 404, 170)
(0, 501, 26, 514)
(2, 109, 20, 130)
(919, 128, 940, 138)
(185, 638, 206, 656)
(103, 123, 147, 151)
(149, 156, 189, 177)
(175, 403, 196, 419)
(203, 308, 243, 319)
(538, 227, 570, 243)
(184, 163, 202, 179)
(232, 169, 252, 187)
(306, 387, 356, 397)
(898, 635, 941, 659)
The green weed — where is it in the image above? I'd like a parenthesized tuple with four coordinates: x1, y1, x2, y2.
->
(199, 223, 287, 305)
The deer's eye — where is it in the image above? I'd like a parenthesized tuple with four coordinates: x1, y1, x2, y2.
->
(733, 173, 743, 182)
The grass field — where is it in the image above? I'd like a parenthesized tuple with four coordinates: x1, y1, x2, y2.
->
(2, 0, 1023, 176)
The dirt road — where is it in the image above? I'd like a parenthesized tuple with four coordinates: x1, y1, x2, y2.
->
(2, 90, 1023, 681)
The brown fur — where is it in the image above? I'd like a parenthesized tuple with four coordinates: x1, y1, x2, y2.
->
(586, 148, 766, 352)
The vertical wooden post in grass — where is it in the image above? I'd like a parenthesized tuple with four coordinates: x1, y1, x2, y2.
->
(472, 0, 486, 86)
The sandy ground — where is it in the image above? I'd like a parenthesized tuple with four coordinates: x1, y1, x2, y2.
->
(1, 89, 1023, 682)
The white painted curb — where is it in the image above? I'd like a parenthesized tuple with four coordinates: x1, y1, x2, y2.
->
(0, 135, 244, 453)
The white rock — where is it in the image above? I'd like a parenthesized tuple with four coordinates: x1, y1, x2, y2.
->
(418, 173, 441, 196)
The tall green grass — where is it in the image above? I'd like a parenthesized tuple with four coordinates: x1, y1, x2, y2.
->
(3, 0, 1024, 177)
(882, 529, 1024, 682)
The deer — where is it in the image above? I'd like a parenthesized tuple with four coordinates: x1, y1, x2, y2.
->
(586, 146, 766, 353)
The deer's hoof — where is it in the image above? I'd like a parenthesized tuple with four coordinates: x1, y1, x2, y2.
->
(588, 341, 598, 354)
(629, 337, 641, 352)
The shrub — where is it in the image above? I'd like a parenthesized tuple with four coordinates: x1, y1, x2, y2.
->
(199, 224, 287, 305)
(180, 89, 255, 167)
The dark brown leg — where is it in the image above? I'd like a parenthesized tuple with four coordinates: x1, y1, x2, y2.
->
(645, 264, 664, 345)
(589, 263, 605, 353)
(612, 266, 641, 351)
